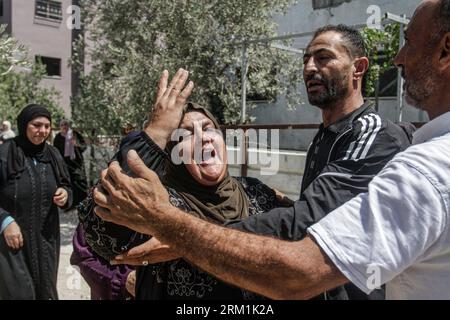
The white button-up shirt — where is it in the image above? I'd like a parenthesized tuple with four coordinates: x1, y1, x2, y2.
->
(308, 111, 450, 300)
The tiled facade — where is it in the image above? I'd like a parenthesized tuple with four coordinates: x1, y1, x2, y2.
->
(1, 0, 75, 116)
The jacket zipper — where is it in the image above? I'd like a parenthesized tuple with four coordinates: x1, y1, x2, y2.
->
(14, 178, 18, 216)
(327, 127, 352, 164)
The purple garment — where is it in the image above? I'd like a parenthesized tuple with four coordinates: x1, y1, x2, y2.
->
(70, 224, 134, 300)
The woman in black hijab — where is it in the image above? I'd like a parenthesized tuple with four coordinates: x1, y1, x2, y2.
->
(0, 104, 72, 300)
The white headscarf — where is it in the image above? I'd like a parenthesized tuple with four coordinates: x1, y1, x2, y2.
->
(0, 120, 16, 140)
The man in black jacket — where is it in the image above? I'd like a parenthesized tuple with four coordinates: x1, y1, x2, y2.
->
(225, 25, 413, 299)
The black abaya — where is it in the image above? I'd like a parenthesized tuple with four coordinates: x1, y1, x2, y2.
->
(0, 141, 72, 299)
(53, 131, 88, 207)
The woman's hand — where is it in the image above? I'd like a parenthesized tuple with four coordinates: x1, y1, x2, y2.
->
(111, 237, 181, 266)
(53, 187, 68, 207)
(125, 270, 136, 297)
(145, 68, 194, 149)
(3, 221, 23, 250)
(273, 188, 294, 207)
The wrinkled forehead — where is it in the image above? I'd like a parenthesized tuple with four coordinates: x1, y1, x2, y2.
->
(305, 31, 349, 56)
(180, 111, 215, 128)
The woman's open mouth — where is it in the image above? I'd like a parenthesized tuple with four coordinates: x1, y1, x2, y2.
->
(200, 147, 217, 166)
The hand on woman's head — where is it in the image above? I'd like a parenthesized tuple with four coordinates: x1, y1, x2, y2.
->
(145, 69, 194, 149)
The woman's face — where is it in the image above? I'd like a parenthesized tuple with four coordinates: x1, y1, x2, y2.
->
(178, 111, 227, 186)
(60, 122, 69, 135)
(26, 116, 51, 145)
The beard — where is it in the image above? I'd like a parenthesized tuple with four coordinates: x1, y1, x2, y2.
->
(306, 72, 350, 109)
(404, 58, 439, 110)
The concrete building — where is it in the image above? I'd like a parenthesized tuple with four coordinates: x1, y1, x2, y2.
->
(0, 0, 75, 115)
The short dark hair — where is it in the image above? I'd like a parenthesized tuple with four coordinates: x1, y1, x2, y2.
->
(437, 0, 450, 35)
(310, 24, 366, 58)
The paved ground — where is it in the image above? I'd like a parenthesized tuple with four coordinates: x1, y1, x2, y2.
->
(57, 209, 91, 300)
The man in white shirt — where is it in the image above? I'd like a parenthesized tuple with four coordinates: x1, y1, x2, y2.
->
(93, 0, 450, 299)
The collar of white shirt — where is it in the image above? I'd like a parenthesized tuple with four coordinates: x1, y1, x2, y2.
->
(413, 111, 450, 145)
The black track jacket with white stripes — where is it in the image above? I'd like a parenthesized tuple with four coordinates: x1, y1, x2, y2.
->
(228, 101, 414, 299)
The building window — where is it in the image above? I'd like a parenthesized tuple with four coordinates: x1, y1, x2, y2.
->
(0, 0, 3, 17)
(35, 0, 62, 21)
(312, 0, 351, 10)
(36, 56, 61, 77)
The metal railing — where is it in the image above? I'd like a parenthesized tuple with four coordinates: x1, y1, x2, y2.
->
(60, 121, 426, 181)
(221, 122, 426, 177)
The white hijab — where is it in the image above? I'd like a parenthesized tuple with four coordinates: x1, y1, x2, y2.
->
(1, 120, 16, 140)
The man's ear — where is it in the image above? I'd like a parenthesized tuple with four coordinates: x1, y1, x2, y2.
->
(353, 57, 369, 81)
(438, 32, 450, 71)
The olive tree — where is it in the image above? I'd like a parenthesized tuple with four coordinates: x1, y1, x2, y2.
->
(71, 0, 304, 136)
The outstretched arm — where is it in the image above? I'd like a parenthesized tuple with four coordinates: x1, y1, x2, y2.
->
(93, 150, 348, 299)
